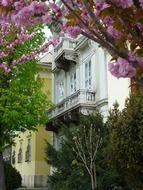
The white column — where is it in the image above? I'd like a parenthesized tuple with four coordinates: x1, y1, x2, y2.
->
(98, 48, 108, 100)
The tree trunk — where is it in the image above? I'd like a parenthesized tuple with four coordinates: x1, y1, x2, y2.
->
(0, 152, 6, 190)
(90, 162, 98, 190)
(90, 163, 97, 190)
(90, 171, 95, 190)
(93, 164, 97, 190)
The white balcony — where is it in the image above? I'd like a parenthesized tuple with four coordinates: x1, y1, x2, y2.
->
(48, 89, 96, 119)
(53, 37, 78, 71)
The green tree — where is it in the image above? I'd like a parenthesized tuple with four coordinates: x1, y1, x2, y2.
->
(0, 26, 51, 190)
(46, 113, 104, 190)
(46, 135, 91, 190)
(107, 94, 143, 190)
(96, 126, 129, 190)
(46, 113, 130, 190)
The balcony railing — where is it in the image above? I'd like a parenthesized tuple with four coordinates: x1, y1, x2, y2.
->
(54, 37, 77, 58)
(53, 37, 78, 71)
(48, 89, 96, 119)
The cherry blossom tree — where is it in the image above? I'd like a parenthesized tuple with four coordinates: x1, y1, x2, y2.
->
(0, 23, 56, 190)
(0, 0, 61, 74)
(3, 0, 143, 81)
(0, 0, 61, 26)
(0, 23, 59, 74)
(0, 2, 60, 188)
(52, 0, 143, 84)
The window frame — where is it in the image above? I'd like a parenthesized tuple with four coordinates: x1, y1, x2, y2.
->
(17, 142, 22, 163)
(56, 79, 65, 102)
(25, 138, 31, 162)
(85, 60, 92, 89)
(70, 71, 76, 94)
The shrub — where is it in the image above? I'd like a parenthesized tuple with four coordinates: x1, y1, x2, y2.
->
(4, 162, 22, 190)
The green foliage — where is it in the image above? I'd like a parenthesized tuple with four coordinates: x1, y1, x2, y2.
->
(3, 25, 45, 64)
(46, 112, 130, 190)
(46, 113, 115, 190)
(46, 113, 104, 190)
(0, 25, 51, 152)
(107, 93, 143, 189)
(96, 128, 129, 190)
(0, 60, 50, 151)
(46, 127, 91, 190)
(4, 162, 22, 190)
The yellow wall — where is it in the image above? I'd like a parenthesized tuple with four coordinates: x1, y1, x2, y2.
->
(40, 72, 51, 97)
(35, 126, 51, 175)
(12, 63, 52, 179)
(13, 131, 36, 175)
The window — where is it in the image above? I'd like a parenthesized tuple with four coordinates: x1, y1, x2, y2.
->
(17, 142, 22, 163)
(11, 149, 16, 165)
(25, 139, 31, 162)
(85, 60, 92, 89)
(70, 72, 76, 94)
(58, 80, 64, 102)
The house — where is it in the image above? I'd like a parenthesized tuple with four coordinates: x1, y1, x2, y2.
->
(11, 53, 52, 188)
(46, 35, 130, 148)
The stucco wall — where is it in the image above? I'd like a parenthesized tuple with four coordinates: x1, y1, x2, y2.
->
(12, 62, 52, 188)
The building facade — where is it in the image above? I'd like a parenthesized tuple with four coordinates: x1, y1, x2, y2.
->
(46, 35, 130, 140)
(11, 54, 52, 188)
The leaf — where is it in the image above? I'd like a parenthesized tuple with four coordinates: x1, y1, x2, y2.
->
(137, 17, 143, 24)
(65, 10, 82, 20)
(136, 49, 143, 57)
(71, 159, 78, 165)
(113, 19, 123, 31)
(66, 20, 78, 27)
(0, 5, 13, 14)
(101, 7, 115, 18)
(135, 10, 143, 23)
(65, 13, 75, 20)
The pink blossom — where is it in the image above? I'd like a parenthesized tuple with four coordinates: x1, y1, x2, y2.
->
(111, 0, 133, 8)
(128, 52, 136, 62)
(128, 52, 143, 66)
(136, 57, 143, 66)
(81, 9, 90, 21)
(65, 26, 81, 38)
(42, 15, 52, 24)
(108, 57, 136, 78)
(107, 26, 123, 39)
(108, 62, 120, 78)
(0, 63, 11, 73)
(139, 0, 143, 9)
(137, 23, 143, 31)
(104, 16, 113, 27)
(0, 51, 7, 58)
(48, 2, 62, 17)
(95, 1, 110, 15)
(48, 37, 60, 46)
(10, 1, 51, 26)
(30, 1, 48, 13)
(14, 1, 26, 11)
(1, 0, 13, 6)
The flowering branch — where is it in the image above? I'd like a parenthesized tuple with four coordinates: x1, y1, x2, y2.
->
(54, 0, 143, 81)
